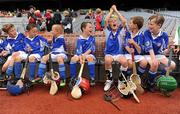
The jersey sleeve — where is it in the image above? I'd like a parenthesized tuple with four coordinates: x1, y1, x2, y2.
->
(163, 32, 169, 49)
(124, 31, 131, 48)
(144, 31, 153, 53)
(139, 34, 145, 54)
(75, 39, 82, 55)
(89, 37, 96, 54)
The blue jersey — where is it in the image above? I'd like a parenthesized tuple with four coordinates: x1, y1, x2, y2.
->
(50, 35, 67, 54)
(24, 35, 47, 56)
(0, 39, 4, 52)
(144, 30, 168, 55)
(75, 35, 95, 55)
(3, 33, 25, 54)
(104, 26, 125, 55)
(124, 31, 144, 55)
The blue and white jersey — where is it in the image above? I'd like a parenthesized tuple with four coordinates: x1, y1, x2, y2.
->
(75, 35, 95, 55)
(3, 32, 25, 54)
(24, 35, 47, 56)
(124, 31, 144, 55)
(51, 35, 67, 55)
(104, 26, 125, 55)
(144, 30, 168, 55)
(0, 39, 4, 52)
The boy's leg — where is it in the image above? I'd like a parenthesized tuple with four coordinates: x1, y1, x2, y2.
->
(159, 57, 176, 75)
(147, 59, 159, 92)
(14, 57, 23, 80)
(86, 55, 96, 86)
(104, 55, 113, 91)
(37, 55, 49, 80)
(57, 55, 66, 87)
(117, 55, 128, 90)
(137, 59, 148, 76)
(69, 55, 79, 87)
(28, 56, 37, 81)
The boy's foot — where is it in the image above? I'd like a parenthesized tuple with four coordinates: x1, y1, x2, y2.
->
(104, 79, 113, 91)
(90, 78, 95, 86)
(147, 82, 156, 93)
(69, 77, 76, 89)
(0, 81, 7, 90)
(59, 79, 66, 87)
(31, 77, 43, 83)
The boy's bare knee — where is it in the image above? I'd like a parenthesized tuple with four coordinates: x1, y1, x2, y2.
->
(57, 56, 64, 64)
(29, 56, 36, 62)
(86, 56, 94, 62)
(41, 55, 48, 63)
(71, 56, 79, 62)
(14, 57, 22, 62)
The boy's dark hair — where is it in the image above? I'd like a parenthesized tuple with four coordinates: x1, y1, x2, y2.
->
(80, 22, 92, 32)
(130, 16, 144, 30)
(2, 24, 14, 33)
(26, 24, 37, 31)
(148, 14, 165, 28)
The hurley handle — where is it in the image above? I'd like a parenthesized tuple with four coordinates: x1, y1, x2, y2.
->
(131, 45, 137, 75)
(166, 48, 173, 76)
(20, 51, 31, 79)
(78, 61, 85, 78)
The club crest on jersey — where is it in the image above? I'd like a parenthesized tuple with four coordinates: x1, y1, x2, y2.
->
(157, 43, 161, 47)
(36, 42, 39, 46)
(145, 41, 150, 46)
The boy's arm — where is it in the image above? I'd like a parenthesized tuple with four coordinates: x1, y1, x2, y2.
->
(149, 49, 159, 68)
(104, 8, 113, 29)
(83, 38, 95, 56)
(131, 40, 141, 54)
(125, 46, 133, 54)
(83, 50, 91, 56)
(112, 5, 127, 27)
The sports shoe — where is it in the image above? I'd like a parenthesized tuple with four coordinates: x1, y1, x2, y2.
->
(0, 75, 4, 80)
(69, 77, 76, 89)
(90, 78, 95, 86)
(31, 77, 43, 83)
(104, 80, 113, 91)
(148, 84, 156, 93)
(117, 80, 126, 91)
(0, 81, 7, 90)
(59, 79, 66, 87)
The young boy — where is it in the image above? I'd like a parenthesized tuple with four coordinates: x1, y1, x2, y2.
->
(70, 22, 96, 86)
(24, 24, 47, 81)
(103, 5, 128, 91)
(1, 24, 26, 80)
(0, 38, 8, 88)
(124, 16, 147, 77)
(38, 24, 67, 86)
(144, 14, 176, 92)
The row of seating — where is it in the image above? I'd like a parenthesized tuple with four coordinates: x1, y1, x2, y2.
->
(37, 32, 180, 84)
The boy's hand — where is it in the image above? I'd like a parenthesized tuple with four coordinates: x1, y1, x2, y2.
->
(109, 8, 113, 13)
(111, 5, 117, 11)
(128, 39, 135, 45)
(174, 47, 179, 53)
(1, 50, 9, 56)
(80, 54, 85, 64)
(129, 48, 134, 54)
(26, 46, 32, 52)
(12, 52, 20, 58)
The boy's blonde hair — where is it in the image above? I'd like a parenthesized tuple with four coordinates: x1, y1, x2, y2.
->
(110, 14, 118, 20)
